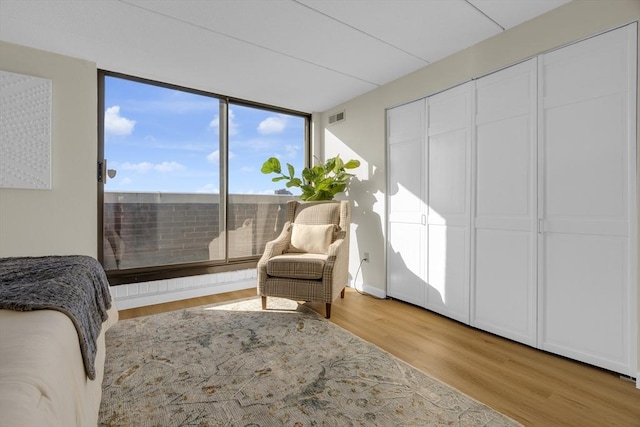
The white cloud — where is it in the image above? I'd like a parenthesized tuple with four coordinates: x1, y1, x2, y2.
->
(257, 114, 287, 134)
(196, 183, 219, 193)
(120, 161, 152, 173)
(207, 151, 219, 164)
(117, 177, 132, 186)
(240, 166, 254, 173)
(105, 106, 135, 136)
(119, 161, 185, 173)
(209, 109, 239, 136)
(262, 145, 300, 167)
(285, 144, 300, 159)
(207, 150, 235, 164)
(154, 161, 186, 173)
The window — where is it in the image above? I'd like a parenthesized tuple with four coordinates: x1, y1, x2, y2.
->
(99, 72, 308, 283)
(226, 102, 306, 260)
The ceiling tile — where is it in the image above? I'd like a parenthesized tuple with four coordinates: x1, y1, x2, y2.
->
(0, 0, 570, 112)
(124, 0, 427, 85)
(298, 0, 502, 63)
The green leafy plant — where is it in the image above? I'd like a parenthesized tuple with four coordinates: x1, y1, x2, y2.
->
(261, 155, 360, 201)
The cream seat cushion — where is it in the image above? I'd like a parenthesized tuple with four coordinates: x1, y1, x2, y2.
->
(267, 253, 328, 280)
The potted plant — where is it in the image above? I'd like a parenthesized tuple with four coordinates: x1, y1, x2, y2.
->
(261, 155, 360, 201)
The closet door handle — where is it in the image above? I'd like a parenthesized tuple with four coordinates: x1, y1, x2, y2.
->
(538, 219, 543, 234)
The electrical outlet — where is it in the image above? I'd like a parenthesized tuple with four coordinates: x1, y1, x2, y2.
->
(363, 252, 369, 262)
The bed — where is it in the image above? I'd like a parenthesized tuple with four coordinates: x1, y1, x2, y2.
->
(0, 255, 117, 426)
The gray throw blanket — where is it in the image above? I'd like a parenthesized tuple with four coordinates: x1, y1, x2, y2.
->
(0, 255, 112, 380)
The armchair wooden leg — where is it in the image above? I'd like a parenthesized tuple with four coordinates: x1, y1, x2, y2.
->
(340, 288, 345, 298)
(325, 303, 331, 319)
(261, 296, 267, 310)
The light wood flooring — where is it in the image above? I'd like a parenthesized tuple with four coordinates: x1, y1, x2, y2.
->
(118, 287, 640, 426)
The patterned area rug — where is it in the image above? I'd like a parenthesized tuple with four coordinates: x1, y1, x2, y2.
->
(99, 297, 520, 426)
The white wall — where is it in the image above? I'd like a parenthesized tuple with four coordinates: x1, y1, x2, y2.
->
(319, 0, 640, 375)
(0, 41, 98, 257)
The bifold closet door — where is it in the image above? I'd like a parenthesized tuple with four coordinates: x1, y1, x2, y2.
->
(387, 99, 427, 307)
(539, 24, 637, 375)
(425, 83, 472, 323)
(472, 59, 538, 346)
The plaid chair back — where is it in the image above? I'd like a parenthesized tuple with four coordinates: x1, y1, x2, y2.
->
(287, 200, 350, 238)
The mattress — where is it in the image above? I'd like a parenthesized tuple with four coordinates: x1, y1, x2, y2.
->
(0, 305, 118, 427)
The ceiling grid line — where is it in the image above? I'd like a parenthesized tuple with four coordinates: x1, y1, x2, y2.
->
(292, 0, 431, 65)
(465, 0, 506, 31)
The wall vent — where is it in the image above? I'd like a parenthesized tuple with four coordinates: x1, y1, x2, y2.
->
(328, 110, 345, 125)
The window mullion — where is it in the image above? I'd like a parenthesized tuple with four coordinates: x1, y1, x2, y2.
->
(219, 99, 229, 262)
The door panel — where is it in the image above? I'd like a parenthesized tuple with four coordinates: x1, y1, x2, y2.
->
(428, 89, 470, 135)
(542, 233, 628, 371)
(472, 58, 537, 345)
(388, 139, 424, 223)
(475, 229, 534, 343)
(388, 99, 426, 142)
(428, 130, 467, 218)
(388, 222, 426, 306)
(542, 28, 629, 108)
(426, 83, 471, 323)
(387, 100, 427, 306)
(428, 224, 468, 323)
(544, 95, 626, 220)
(538, 24, 636, 375)
(476, 115, 532, 217)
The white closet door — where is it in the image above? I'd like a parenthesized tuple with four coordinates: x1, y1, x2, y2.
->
(387, 100, 427, 307)
(539, 25, 637, 375)
(426, 83, 472, 323)
(472, 59, 538, 346)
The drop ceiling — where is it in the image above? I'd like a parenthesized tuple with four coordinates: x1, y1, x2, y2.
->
(0, 0, 569, 113)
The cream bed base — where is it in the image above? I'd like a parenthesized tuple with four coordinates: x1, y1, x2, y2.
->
(0, 305, 118, 426)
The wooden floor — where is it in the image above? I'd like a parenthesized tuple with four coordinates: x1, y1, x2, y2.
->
(119, 288, 640, 427)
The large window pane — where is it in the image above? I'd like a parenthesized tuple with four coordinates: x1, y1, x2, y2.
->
(100, 74, 309, 278)
(226, 104, 305, 257)
(102, 76, 222, 269)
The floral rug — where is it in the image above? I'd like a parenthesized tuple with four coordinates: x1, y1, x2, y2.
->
(99, 297, 520, 426)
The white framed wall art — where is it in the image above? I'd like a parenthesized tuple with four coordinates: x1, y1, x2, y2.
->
(0, 70, 52, 189)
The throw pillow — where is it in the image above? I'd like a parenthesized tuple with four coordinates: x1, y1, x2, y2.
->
(288, 223, 335, 254)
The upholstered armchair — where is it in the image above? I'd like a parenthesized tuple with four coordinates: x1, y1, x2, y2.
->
(257, 200, 350, 318)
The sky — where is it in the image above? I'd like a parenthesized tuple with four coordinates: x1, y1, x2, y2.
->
(103, 75, 304, 195)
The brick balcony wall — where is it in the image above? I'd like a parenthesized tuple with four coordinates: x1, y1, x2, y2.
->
(103, 192, 293, 270)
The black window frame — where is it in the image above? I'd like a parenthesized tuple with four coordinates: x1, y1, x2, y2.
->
(98, 70, 310, 285)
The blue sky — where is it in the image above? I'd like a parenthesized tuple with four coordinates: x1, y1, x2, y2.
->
(104, 75, 304, 195)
